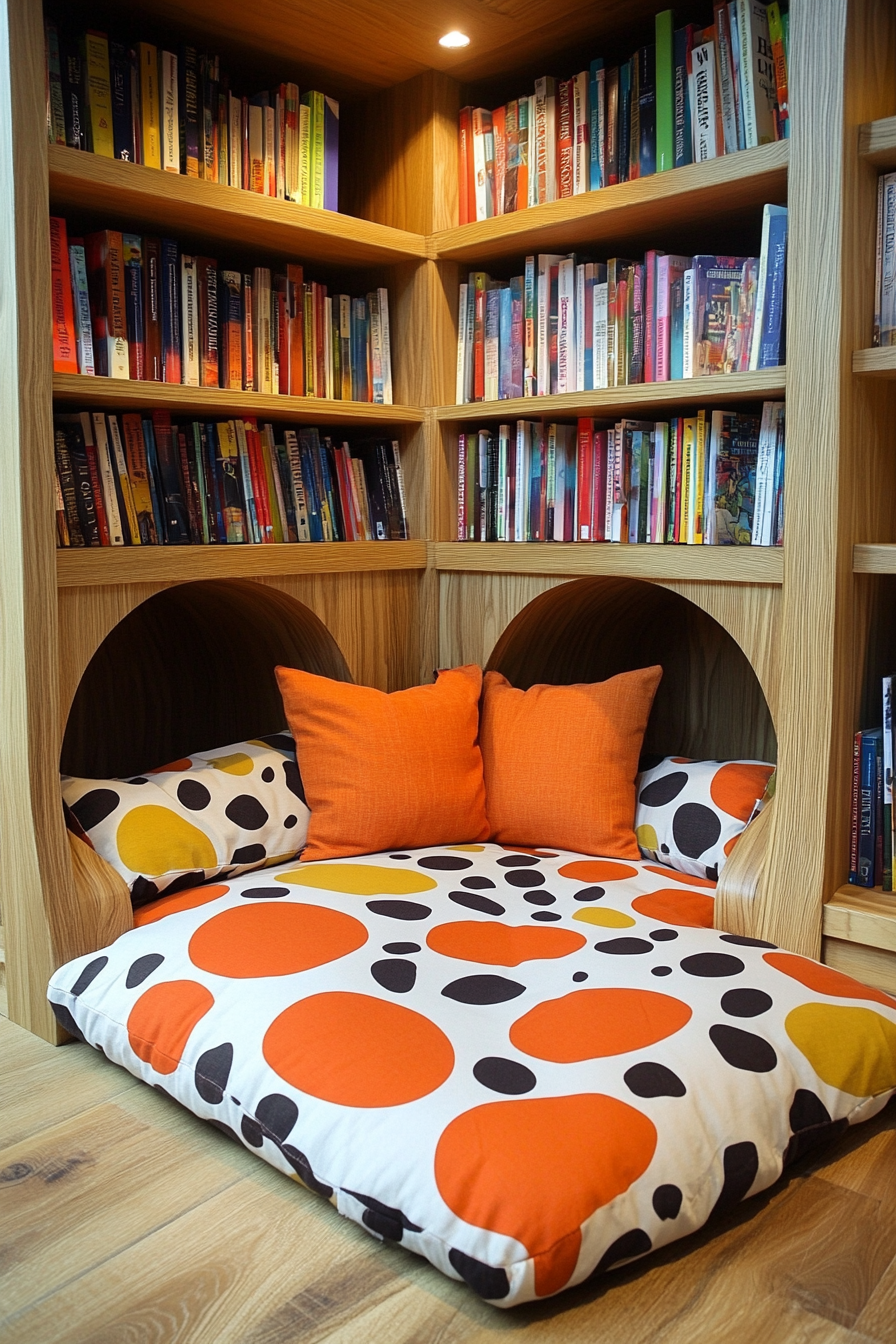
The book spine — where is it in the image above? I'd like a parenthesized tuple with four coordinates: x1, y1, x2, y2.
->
(61, 40, 87, 151)
(682, 267, 695, 378)
(885, 676, 894, 892)
(54, 423, 84, 546)
(322, 96, 340, 211)
(492, 105, 506, 216)
(856, 730, 879, 887)
(524, 255, 536, 395)
(639, 44, 656, 178)
(849, 729, 862, 882)
(68, 242, 95, 375)
(108, 42, 134, 160)
(655, 11, 675, 171)
(142, 237, 162, 381)
(160, 50, 179, 172)
(138, 43, 161, 169)
(84, 31, 115, 158)
(458, 107, 472, 225)
(122, 233, 145, 380)
(180, 46, 200, 176)
(557, 79, 574, 199)
(106, 414, 140, 543)
(50, 218, 78, 374)
(691, 42, 719, 161)
(180, 254, 200, 385)
(673, 26, 694, 168)
(198, 257, 219, 387)
(756, 210, 788, 368)
(715, 4, 739, 154)
(45, 22, 67, 146)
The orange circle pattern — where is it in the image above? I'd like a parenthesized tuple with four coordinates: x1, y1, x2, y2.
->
(188, 901, 368, 978)
(510, 987, 692, 1062)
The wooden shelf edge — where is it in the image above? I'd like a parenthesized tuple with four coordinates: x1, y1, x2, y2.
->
(48, 144, 428, 266)
(853, 346, 896, 377)
(825, 886, 896, 954)
(858, 116, 896, 168)
(853, 544, 896, 574)
(431, 142, 789, 263)
(430, 541, 785, 583)
(52, 374, 424, 425)
(56, 540, 428, 587)
(436, 369, 787, 423)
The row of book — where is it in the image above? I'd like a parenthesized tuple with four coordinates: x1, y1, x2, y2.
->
(874, 172, 896, 348)
(53, 409, 409, 549)
(51, 218, 393, 404)
(44, 19, 338, 209)
(458, 2, 789, 223)
(456, 402, 785, 547)
(456, 207, 787, 402)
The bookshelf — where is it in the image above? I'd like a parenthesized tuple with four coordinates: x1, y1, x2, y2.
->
(1, 0, 895, 1040)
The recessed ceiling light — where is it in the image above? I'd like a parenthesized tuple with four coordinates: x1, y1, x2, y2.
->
(439, 31, 470, 48)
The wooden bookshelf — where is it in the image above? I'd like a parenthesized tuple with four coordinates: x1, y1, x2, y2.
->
(431, 541, 784, 583)
(437, 369, 786, 423)
(853, 346, 896, 376)
(825, 886, 896, 951)
(853, 543, 896, 573)
(52, 373, 424, 425)
(48, 145, 428, 267)
(858, 115, 896, 168)
(431, 142, 788, 265)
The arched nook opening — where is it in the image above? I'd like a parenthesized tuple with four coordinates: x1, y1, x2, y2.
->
(486, 577, 776, 765)
(61, 579, 352, 780)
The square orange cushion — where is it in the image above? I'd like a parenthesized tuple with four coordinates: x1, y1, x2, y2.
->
(480, 666, 663, 858)
(276, 664, 489, 861)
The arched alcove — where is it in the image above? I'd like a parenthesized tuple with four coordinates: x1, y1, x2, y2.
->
(61, 579, 352, 779)
(487, 577, 776, 764)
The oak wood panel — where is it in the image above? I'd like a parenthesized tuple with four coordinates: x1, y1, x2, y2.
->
(47, 145, 427, 267)
(824, 887, 896, 951)
(852, 347, 896, 376)
(822, 937, 896, 994)
(858, 115, 896, 167)
(437, 369, 787, 422)
(433, 142, 789, 264)
(67, 833, 133, 949)
(853, 544, 896, 572)
(432, 542, 785, 584)
(715, 799, 775, 939)
(56, 541, 428, 588)
(52, 373, 424, 424)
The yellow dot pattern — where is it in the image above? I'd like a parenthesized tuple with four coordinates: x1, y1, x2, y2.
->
(117, 805, 217, 877)
(785, 1003, 896, 1097)
(276, 863, 439, 896)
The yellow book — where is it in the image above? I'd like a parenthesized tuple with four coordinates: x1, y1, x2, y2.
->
(681, 416, 695, 544)
(139, 42, 161, 170)
(83, 31, 114, 158)
(693, 408, 706, 544)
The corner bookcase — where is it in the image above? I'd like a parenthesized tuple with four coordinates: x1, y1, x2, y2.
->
(0, 0, 894, 1041)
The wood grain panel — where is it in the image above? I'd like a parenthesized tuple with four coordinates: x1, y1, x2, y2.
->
(853, 347, 896, 376)
(66, 834, 133, 949)
(822, 937, 896, 994)
(432, 541, 785, 584)
(715, 799, 775, 939)
(854, 544, 896, 572)
(824, 887, 896, 951)
(858, 115, 896, 167)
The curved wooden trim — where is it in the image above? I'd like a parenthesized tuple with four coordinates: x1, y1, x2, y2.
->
(67, 832, 134, 950)
(714, 797, 775, 939)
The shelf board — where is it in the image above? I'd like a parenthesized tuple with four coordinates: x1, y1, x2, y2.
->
(52, 374, 424, 425)
(56, 540, 427, 588)
(431, 142, 789, 265)
(852, 544, 896, 574)
(430, 541, 784, 584)
(858, 116, 896, 169)
(48, 145, 427, 268)
(853, 346, 896, 377)
(825, 887, 896, 953)
(436, 369, 786, 423)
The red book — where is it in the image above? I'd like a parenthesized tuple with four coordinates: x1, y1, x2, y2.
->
(492, 105, 506, 218)
(242, 271, 254, 391)
(332, 444, 357, 539)
(285, 263, 304, 396)
(577, 418, 594, 541)
(591, 429, 608, 542)
(274, 274, 288, 393)
(245, 421, 273, 541)
(50, 217, 78, 373)
(557, 80, 574, 199)
(458, 106, 472, 225)
(197, 256, 219, 388)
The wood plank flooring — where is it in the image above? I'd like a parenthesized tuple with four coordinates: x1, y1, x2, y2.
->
(1, 1013, 894, 1344)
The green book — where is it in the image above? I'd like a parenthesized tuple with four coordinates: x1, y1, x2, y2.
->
(302, 91, 325, 209)
(655, 9, 675, 173)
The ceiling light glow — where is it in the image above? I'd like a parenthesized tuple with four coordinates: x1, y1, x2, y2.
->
(439, 31, 470, 48)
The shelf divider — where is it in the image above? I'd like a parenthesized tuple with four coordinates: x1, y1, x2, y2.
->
(431, 540, 784, 583)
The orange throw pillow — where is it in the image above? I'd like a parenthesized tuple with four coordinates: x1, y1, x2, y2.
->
(276, 664, 489, 861)
(480, 667, 663, 858)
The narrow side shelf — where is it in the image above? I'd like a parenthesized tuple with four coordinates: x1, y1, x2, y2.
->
(430, 541, 784, 583)
(48, 145, 428, 267)
(853, 544, 896, 573)
(853, 347, 896, 377)
(56, 540, 428, 587)
(858, 115, 896, 169)
(437, 369, 786, 423)
(431, 142, 788, 265)
(825, 886, 896, 952)
(52, 374, 424, 425)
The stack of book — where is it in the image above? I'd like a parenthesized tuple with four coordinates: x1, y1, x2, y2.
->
(53, 409, 409, 548)
(44, 20, 338, 209)
(455, 206, 787, 402)
(458, 2, 789, 222)
(874, 171, 896, 348)
(456, 402, 784, 546)
(50, 218, 393, 404)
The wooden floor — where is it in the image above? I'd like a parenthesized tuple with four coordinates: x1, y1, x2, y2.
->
(1, 1014, 895, 1344)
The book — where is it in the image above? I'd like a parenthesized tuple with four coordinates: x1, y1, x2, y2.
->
(84, 229, 129, 379)
(50, 218, 78, 374)
(109, 42, 134, 161)
(83, 31, 115, 158)
(736, 0, 778, 148)
(589, 60, 605, 190)
(884, 676, 894, 891)
(161, 237, 182, 383)
(879, 174, 896, 347)
(180, 254, 200, 386)
(45, 21, 66, 146)
(122, 234, 145, 380)
(142, 236, 163, 381)
(61, 37, 87, 151)
(68, 240, 95, 376)
(690, 38, 719, 161)
(673, 24, 696, 168)
(750, 204, 788, 369)
(138, 42, 161, 169)
(160, 50, 179, 173)
(711, 410, 760, 544)
(638, 44, 657, 177)
(655, 11, 675, 172)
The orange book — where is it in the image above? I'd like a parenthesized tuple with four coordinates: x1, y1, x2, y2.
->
(458, 106, 472, 225)
(50, 217, 78, 373)
(492, 104, 506, 217)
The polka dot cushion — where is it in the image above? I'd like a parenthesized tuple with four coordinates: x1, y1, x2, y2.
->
(635, 758, 775, 881)
(47, 843, 895, 1307)
(61, 734, 309, 906)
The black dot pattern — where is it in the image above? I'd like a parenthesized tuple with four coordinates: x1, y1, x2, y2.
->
(194, 1042, 233, 1105)
(366, 900, 432, 921)
(448, 1248, 510, 1300)
(624, 1062, 687, 1098)
(473, 1057, 536, 1095)
(442, 975, 525, 1004)
(418, 855, 473, 871)
(721, 988, 772, 1017)
(177, 779, 211, 811)
(125, 953, 164, 988)
(449, 890, 505, 916)
(709, 1024, 778, 1072)
(371, 959, 417, 994)
(653, 1185, 683, 1220)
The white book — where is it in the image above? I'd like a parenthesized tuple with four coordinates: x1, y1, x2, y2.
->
(472, 109, 492, 221)
(729, 1, 746, 150)
(514, 422, 531, 541)
(90, 412, 124, 545)
(716, 15, 739, 155)
(228, 92, 242, 188)
(880, 174, 896, 346)
(180, 254, 200, 385)
(573, 71, 589, 195)
(284, 428, 311, 540)
(497, 424, 510, 541)
(68, 243, 95, 376)
(556, 257, 576, 394)
(751, 400, 777, 545)
(605, 427, 616, 542)
(749, 203, 787, 369)
(736, 0, 778, 148)
(160, 51, 179, 173)
(463, 283, 475, 403)
(249, 103, 264, 193)
(575, 264, 586, 392)
(536, 253, 565, 395)
(593, 280, 609, 389)
(875, 175, 885, 346)
(682, 268, 695, 378)
(690, 41, 719, 162)
(106, 415, 139, 544)
(484, 291, 500, 402)
(534, 77, 557, 204)
(264, 104, 276, 196)
(378, 287, 393, 404)
(456, 282, 469, 404)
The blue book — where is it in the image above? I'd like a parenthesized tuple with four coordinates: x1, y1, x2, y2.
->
(122, 234, 144, 380)
(498, 286, 513, 400)
(485, 288, 500, 400)
(160, 238, 181, 384)
(350, 298, 369, 402)
(673, 26, 694, 169)
(109, 43, 134, 161)
(140, 417, 167, 544)
(528, 425, 545, 541)
(298, 429, 324, 541)
(756, 206, 788, 369)
(638, 45, 657, 178)
(855, 728, 882, 888)
(618, 60, 632, 183)
(589, 58, 604, 190)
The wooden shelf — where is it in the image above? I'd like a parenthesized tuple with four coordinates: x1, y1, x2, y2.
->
(56, 540, 427, 588)
(825, 886, 896, 952)
(52, 374, 424, 425)
(431, 142, 789, 265)
(853, 346, 896, 376)
(858, 116, 896, 169)
(437, 368, 786, 423)
(48, 145, 428, 268)
(430, 541, 784, 583)
(852, 544, 896, 573)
